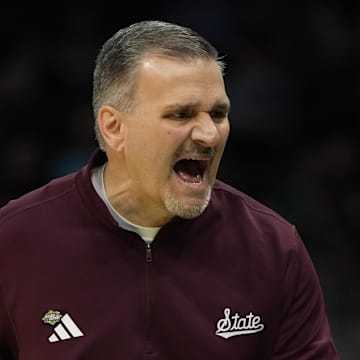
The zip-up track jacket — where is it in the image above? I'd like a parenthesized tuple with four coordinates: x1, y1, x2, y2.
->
(0, 149, 339, 359)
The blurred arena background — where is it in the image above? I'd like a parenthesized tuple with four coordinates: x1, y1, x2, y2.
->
(1, 1, 359, 358)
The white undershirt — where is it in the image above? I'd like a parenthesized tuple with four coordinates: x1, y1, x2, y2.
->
(90, 163, 160, 243)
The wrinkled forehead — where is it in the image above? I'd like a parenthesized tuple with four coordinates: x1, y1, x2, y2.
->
(133, 54, 228, 106)
(138, 52, 222, 76)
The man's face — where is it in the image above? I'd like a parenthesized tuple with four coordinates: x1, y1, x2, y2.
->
(121, 55, 230, 223)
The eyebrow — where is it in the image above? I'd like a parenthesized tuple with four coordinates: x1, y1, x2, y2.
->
(163, 101, 231, 113)
(212, 102, 231, 112)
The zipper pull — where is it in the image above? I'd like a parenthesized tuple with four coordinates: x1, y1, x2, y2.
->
(146, 243, 152, 262)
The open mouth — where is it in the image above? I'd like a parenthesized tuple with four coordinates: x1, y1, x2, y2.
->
(173, 159, 207, 184)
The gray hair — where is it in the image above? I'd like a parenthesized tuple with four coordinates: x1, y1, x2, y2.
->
(92, 20, 225, 150)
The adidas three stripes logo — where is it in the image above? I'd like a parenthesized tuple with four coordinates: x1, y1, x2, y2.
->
(48, 313, 84, 343)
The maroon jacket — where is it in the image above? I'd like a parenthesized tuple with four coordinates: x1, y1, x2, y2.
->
(0, 149, 339, 359)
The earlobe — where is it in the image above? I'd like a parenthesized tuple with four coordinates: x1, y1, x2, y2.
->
(98, 105, 125, 151)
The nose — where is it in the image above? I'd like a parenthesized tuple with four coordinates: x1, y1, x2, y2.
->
(190, 114, 222, 148)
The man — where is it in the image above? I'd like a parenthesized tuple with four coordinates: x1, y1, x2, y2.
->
(0, 20, 339, 359)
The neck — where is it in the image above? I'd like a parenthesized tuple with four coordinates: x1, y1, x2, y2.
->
(103, 161, 174, 227)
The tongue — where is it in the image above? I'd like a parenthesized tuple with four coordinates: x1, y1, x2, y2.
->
(174, 160, 202, 183)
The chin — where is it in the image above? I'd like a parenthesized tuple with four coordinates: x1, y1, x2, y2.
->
(164, 187, 211, 219)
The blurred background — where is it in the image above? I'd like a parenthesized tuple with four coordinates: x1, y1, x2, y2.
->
(1, 1, 359, 358)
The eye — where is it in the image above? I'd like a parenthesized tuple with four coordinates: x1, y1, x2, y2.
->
(168, 108, 195, 121)
(173, 111, 191, 119)
(209, 110, 228, 122)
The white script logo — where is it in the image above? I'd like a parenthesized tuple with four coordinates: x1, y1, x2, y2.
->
(215, 307, 265, 339)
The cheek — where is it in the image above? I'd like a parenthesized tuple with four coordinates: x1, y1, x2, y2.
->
(133, 125, 183, 169)
(138, 139, 169, 171)
(220, 121, 230, 140)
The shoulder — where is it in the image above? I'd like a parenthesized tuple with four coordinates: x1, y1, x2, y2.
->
(0, 171, 78, 227)
(0, 148, 106, 227)
(210, 179, 300, 257)
(212, 179, 292, 228)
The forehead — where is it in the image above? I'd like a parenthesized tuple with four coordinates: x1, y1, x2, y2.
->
(133, 54, 229, 108)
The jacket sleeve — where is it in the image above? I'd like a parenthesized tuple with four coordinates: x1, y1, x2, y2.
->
(0, 285, 16, 360)
(271, 227, 340, 359)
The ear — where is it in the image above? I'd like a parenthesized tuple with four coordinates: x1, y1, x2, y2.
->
(97, 105, 126, 152)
